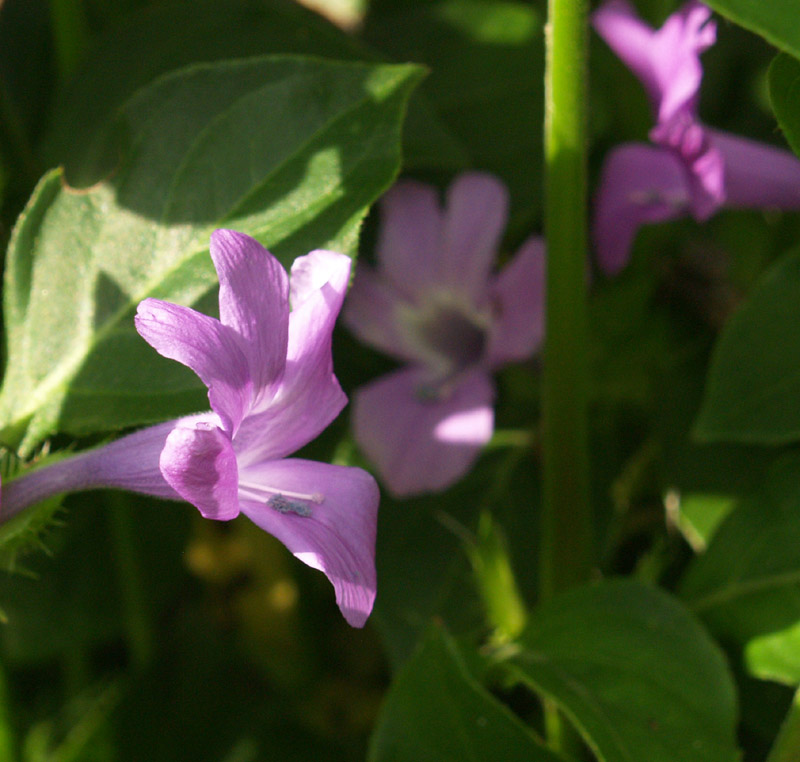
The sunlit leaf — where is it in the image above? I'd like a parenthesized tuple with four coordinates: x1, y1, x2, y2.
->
(43, 0, 461, 187)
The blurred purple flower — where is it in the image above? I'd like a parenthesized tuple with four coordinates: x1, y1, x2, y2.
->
(593, 0, 800, 274)
(2, 230, 378, 627)
(344, 172, 545, 497)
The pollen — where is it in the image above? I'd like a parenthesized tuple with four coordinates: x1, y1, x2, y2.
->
(268, 494, 313, 517)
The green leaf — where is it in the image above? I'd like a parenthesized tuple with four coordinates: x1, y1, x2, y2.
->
(43, 0, 370, 183)
(704, 0, 800, 59)
(367, 626, 560, 762)
(680, 452, 800, 685)
(0, 57, 423, 454)
(769, 52, 800, 160)
(43, 0, 462, 187)
(694, 246, 800, 444)
(503, 580, 739, 762)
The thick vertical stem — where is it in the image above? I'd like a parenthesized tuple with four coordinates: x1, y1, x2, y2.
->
(540, 0, 593, 603)
(540, 2, 592, 751)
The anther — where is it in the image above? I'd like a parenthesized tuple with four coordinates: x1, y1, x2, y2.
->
(268, 495, 313, 517)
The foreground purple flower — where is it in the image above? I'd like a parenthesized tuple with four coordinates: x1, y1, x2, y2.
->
(344, 172, 545, 497)
(593, 0, 800, 274)
(2, 231, 378, 627)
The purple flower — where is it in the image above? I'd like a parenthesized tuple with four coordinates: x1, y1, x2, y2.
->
(343, 172, 545, 497)
(593, 0, 800, 274)
(2, 231, 378, 628)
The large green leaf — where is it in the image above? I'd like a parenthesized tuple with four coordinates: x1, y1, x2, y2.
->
(42, 0, 462, 187)
(694, 247, 800, 444)
(680, 452, 800, 685)
(0, 57, 423, 454)
(769, 52, 800, 160)
(367, 626, 560, 762)
(503, 580, 739, 762)
(43, 0, 371, 185)
(704, 0, 800, 59)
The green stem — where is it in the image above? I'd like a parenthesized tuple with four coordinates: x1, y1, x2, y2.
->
(540, 0, 592, 751)
(107, 495, 154, 671)
(540, 0, 592, 602)
(766, 687, 800, 762)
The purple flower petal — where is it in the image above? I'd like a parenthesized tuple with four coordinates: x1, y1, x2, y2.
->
(210, 230, 289, 397)
(593, 0, 715, 124)
(352, 367, 494, 497)
(441, 172, 509, 302)
(708, 129, 800, 209)
(238, 459, 378, 628)
(289, 248, 351, 311)
(159, 422, 241, 521)
(376, 180, 443, 299)
(487, 236, 546, 367)
(290, 249, 350, 308)
(343, 264, 417, 363)
(593, 143, 691, 275)
(594, 0, 662, 106)
(135, 299, 253, 434)
(233, 251, 350, 464)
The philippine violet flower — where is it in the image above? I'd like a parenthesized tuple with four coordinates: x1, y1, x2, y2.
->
(1, 230, 378, 627)
(343, 172, 545, 497)
(593, 0, 800, 274)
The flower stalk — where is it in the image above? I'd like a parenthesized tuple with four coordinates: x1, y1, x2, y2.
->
(540, 0, 593, 602)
